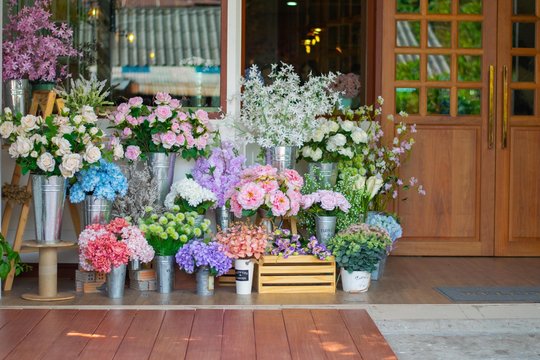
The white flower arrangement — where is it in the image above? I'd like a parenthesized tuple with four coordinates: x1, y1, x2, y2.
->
(237, 63, 340, 148)
(164, 178, 217, 215)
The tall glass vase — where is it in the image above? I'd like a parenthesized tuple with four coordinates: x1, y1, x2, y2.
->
(146, 152, 176, 206)
(32, 175, 67, 244)
(3, 79, 31, 115)
(265, 146, 296, 172)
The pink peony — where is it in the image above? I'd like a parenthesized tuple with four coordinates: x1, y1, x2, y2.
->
(125, 145, 141, 161)
(229, 193, 243, 218)
(282, 169, 304, 189)
(302, 193, 317, 209)
(286, 189, 302, 216)
(319, 191, 338, 211)
(155, 105, 172, 120)
(155, 92, 172, 104)
(260, 180, 279, 193)
(270, 191, 290, 217)
(237, 183, 265, 210)
(128, 97, 143, 107)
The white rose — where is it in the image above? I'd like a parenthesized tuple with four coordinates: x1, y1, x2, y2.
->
(366, 176, 384, 199)
(81, 106, 97, 123)
(340, 120, 355, 132)
(351, 129, 368, 144)
(20, 115, 39, 132)
(0, 121, 15, 138)
(84, 145, 101, 164)
(54, 116, 69, 126)
(328, 121, 340, 133)
(353, 175, 366, 191)
(113, 144, 124, 160)
(30, 151, 38, 158)
(82, 134, 92, 145)
(73, 115, 84, 125)
(77, 125, 86, 133)
(53, 137, 72, 156)
(3, 107, 12, 116)
(311, 148, 323, 161)
(37, 152, 56, 172)
(58, 124, 74, 135)
(89, 127, 99, 136)
(59, 153, 83, 178)
(312, 129, 325, 142)
(9, 136, 33, 158)
(301, 146, 312, 159)
(329, 134, 347, 147)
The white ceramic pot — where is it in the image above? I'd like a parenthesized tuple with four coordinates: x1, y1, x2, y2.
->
(340, 268, 371, 293)
(235, 258, 254, 295)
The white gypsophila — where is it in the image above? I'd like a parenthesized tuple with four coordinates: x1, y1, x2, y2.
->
(238, 63, 340, 147)
(59, 153, 83, 178)
(351, 129, 368, 144)
(0, 121, 15, 138)
(37, 152, 55, 172)
(84, 144, 101, 164)
(164, 178, 217, 210)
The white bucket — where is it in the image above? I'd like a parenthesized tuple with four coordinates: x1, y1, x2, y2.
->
(235, 258, 254, 295)
(340, 268, 371, 293)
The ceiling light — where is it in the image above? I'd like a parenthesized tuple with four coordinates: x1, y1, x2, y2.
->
(287, 1, 298, 6)
(127, 32, 135, 43)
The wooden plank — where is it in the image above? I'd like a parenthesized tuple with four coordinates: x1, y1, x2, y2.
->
(259, 265, 336, 274)
(150, 310, 194, 360)
(311, 310, 363, 360)
(221, 310, 256, 360)
(114, 310, 165, 360)
(261, 255, 335, 264)
(185, 309, 224, 360)
(253, 310, 291, 360)
(340, 310, 397, 360)
(5, 309, 78, 360)
(258, 285, 336, 294)
(259, 275, 334, 284)
(282, 309, 326, 360)
(40, 310, 107, 360)
(78, 310, 136, 360)
(0, 309, 21, 330)
(0, 309, 48, 358)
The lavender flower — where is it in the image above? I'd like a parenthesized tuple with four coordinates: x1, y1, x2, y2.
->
(175, 239, 232, 276)
(192, 142, 245, 207)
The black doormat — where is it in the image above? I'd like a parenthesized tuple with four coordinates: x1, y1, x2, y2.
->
(436, 286, 540, 303)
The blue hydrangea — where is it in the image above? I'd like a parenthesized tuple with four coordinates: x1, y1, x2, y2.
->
(367, 212, 402, 243)
(69, 160, 128, 203)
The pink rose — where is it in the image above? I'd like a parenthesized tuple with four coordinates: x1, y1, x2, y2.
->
(147, 113, 157, 125)
(319, 191, 337, 211)
(126, 115, 138, 126)
(125, 145, 141, 161)
(185, 133, 195, 148)
(237, 183, 265, 210)
(117, 103, 129, 114)
(270, 191, 290, 217)
(176, 134, 185, 146)
(155, 92, 172, 104)
(194, 137, 207, 150)
(121, 127, 132, 138)
(260, 180, 279, 193)
(180, 122, 192, 133)
(155, 106, 172, 121)
(160, 131, 177, 149)
(151, 133, 161, 145)
(171, 121, 181, 133)
(195, 109, 209, 123)
(282, 169, 304, 189)
(177, 112, 188, 121)
(128, 97, 143, 107)
(114, 113, 124, 125)
(169, 99, 181, 109)
(301, 194, 316, 209)
(287, 189, 302, 216)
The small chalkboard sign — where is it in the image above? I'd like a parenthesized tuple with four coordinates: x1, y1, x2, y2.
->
(236, 269, 249, 281)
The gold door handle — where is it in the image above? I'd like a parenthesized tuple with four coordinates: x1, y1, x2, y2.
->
(488, 65, 495, 149)
(502, 65, 509, 149)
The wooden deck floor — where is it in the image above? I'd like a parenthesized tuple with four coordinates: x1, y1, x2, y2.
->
(0, 309, 395, 360)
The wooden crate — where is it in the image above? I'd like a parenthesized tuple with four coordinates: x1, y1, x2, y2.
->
(257, 255, 336, 294)
(217, 269, 236, 287)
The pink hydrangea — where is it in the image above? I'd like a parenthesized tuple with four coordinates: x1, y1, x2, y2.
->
(121, 226, 154, 263)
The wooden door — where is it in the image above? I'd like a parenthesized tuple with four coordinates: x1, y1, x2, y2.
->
(381, 0, 497, 255)
(495, 0, 540, 256)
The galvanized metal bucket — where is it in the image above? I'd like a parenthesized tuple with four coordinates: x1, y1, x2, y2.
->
(315, 215, 337, 244)
(129, 259, 141, 271)
(265, 146, 296, 172)
(196, 266, 215, 296)
(146, 152, 176, 206)
(83, 195, 112, 227)
(154, 255, 175, 293)
(195, 214, 205, 227)
(32, 175, 67, 244)
(3, 79, 30, 115)
(371, 253, 388, 281)
(215, 206, 232, 231)
(107, 264, 126, 298)
(307, 162, 338, 187)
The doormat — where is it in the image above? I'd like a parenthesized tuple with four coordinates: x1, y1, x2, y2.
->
(436, 286, 540, 303)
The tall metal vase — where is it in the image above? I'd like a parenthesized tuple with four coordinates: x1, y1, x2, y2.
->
(196, 266, 214, 296)
(107, 264, 127, 299)
(315, 215, 337, 244)
(215, 205, 232, 231)
(3, 79, 31, 115)
(307, 162, 338, 187)
(265, 146, 296, 172)
(154, 255, 175, 293)
(83, 195, 112, 228)
(146, 152, 176, 206)
(32, 175, 67, 244)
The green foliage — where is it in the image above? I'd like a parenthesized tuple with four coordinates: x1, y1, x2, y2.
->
(327, 223, 391, 272)
(0, 234, 29, 281)
(55, 74, 113, 113)
(176, 197, 214, 215)
(396, 59, 420, 81)
(334, 172, 364, 232)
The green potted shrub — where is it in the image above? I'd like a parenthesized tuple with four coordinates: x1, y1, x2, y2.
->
(0, 234, 26, 297)
(327, 223, 391, 292)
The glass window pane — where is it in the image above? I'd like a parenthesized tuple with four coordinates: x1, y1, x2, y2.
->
(428, 22, 452, 48)
(397, 0, 420, 13)
(459, 22, 483, 48)
(512, 89, 535, 115)
(396, 21, 421, 47)
(513, 0, 536, 15)
(428, 0, 451, 14)
(427, 54, 451, 81)
(459, 0, 483, 14)
(458, 89, 482, 115)
(513, 22, 536, 48)
(458, 55, 482, 81)
(396, 88, 420, 114)
(396, 54, 420, 80)
(513, 56, 535, 82)
(427, 88, 451, 114)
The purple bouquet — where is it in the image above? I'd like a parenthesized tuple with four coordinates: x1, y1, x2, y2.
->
(2, 0, 79, 81)
(192, 142, 245, 207)
(301, 190, 351, 216)
(175, 239, 232, 276)
(268, 229, 332, 261)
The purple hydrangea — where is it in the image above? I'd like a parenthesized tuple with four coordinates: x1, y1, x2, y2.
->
(192, 142, 245, 207)
(175, 239, 232, 276)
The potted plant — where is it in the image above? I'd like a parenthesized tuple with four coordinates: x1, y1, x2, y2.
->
(216, 222, 268, 294)
(327, 223, 392, 293)
(192, 141, 246, 230)
(366, 212, 402, 280)
(175, 239, 232, 296)
(109, 93, 213, 205)
(164, 178, 217, 224)
(238, 63, 339, 171)
(69, 160, 128, 227)
(0, 108, 108, 244)
(301, 190, 351, 244)
(139, 207, 212, 293)
(2, 0, 79, 114)
(0, 234, 27, 298)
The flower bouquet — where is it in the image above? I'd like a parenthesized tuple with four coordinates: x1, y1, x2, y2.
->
(69, 160, 128, 203)
(138, 207, 212, 256)
(164, 178, 217, 215)
(267, 229, 332, 261)
(110, 92, 213, 161)
(227, 165, 303, 219)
